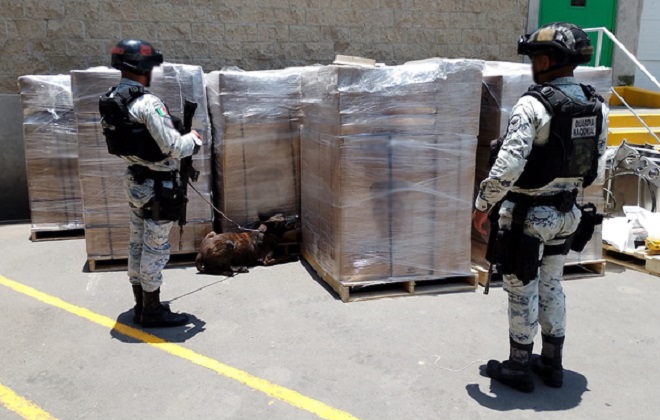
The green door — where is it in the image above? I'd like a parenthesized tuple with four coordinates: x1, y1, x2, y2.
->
(539, 0, 617, 67)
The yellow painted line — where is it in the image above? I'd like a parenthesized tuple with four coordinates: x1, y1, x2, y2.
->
(0, 381, 58, 420)
(0, 275, 358, 420)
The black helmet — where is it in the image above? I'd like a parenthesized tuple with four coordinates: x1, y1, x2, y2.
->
(518, 22, 593, 65)
(111, 39, 163, 75)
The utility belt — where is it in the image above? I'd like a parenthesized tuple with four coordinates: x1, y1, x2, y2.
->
(128, 165, 184, 222)
(128, 164, 175, 183)
(486, 189, 601, 285)
(505, 189, 577, 213)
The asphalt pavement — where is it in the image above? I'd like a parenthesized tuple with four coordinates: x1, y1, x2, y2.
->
(1, 222, 659, 420)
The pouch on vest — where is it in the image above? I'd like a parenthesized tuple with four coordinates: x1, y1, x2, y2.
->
(145, 180, 186, 222)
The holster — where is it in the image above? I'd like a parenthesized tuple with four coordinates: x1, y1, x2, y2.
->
(487, 200, 542, 285)
(129, 165, 185, 222)
(570, 202, 603, 252)
(494, 229, 542, 284)
(145, 178, 186, 222)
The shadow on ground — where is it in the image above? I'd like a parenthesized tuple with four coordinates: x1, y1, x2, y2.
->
(110, 308, 206, 344)
(300, 259, 342, 301)
(466, 363, 588, 411)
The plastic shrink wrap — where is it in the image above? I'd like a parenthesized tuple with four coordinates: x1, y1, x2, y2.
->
(205, 67, 303, 232)
(300, 58, 484, 285)
(18, 75, 84, 234)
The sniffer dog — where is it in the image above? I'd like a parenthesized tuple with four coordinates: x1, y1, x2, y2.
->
(195, 213, 299, 275)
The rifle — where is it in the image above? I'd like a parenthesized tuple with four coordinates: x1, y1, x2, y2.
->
(483, 201, 502, 295)
(176, 99, 200, 249)
(483, 137, 504, 294)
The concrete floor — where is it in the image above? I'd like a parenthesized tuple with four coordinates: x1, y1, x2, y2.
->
(1, 222, 659, 420)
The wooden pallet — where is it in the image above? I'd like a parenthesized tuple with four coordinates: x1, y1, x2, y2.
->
(86, 252, 198, 273)
(473, 260, 606, 287)
(30, 228, 85, 242)
(603, 244, 660, 276)
(471, 237, 606, 287)
(564, 260, 607, 280)
(303, 251, 477, 302)
(473, 264, 498, 288)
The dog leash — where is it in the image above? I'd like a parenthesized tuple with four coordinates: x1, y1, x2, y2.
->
(187, 182, 260, 233)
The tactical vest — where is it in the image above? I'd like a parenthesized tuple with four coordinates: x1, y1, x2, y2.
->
(98, 84, 169, 162)
(513, 83, 603, 189)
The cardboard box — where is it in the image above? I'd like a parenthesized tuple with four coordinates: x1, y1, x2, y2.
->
(18, 75, 84, 233)
(301, 59, 484, 284)
(478, 61, 612, 146)
(206, 68, 304, 232)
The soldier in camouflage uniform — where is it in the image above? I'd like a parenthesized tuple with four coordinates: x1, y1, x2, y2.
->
(473, 23, 608, 392)
(99, 39, 202, 328)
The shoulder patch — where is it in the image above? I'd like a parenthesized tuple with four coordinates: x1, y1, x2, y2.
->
(155, 105, 169, 117)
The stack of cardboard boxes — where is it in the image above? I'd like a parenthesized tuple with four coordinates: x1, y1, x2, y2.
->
(300, 59, 484, 286)
(18, 75, 84, 237)
(18, 56, 613, 280)
(70, 64, 213, 262)
(206, 68, 303, 231)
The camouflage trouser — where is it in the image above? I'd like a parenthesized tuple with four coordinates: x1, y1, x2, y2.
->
(125, 170, 173, 293)
(498, 200, 582, 345)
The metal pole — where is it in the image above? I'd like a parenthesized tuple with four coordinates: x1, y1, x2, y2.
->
(584, 26, 660, 91)
(595, 29, 603, 67)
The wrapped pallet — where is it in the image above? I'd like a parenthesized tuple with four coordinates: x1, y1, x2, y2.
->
(474, 61, 613, 265)
(18, 75, 84, 239)
(70, 64, 213, 266)
(478, 62, 612, 146)
(206, 67, 303, 232)
(301, 58, 484, 295)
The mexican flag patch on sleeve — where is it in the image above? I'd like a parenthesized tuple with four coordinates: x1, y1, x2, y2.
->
(156, 105, 169, 117)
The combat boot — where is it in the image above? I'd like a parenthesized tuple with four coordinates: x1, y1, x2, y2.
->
(532, 334, 564, 388)
(486, 338, 535, 393)
(141, 288, 189, 328)
(132, 284, 143, 324)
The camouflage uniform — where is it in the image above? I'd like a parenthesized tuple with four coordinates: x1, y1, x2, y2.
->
(118, 78, 199, 293)
(126, 176, 174, 293)
(476, 77, 608, 345)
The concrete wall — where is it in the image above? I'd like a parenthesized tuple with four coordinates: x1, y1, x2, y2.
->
(635, 0, 660, 90)
(0, 95, 30, 223)
(0, 0, 531, 218)
(0, 0, 530, 94)
(613, 0, 643, 86)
